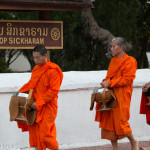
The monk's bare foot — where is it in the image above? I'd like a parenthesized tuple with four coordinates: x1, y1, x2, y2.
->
(140, 146, 145, 150)
(140, 145, 150, 150)
(49, 148, 59, 150)
(35, 147, 42, 150)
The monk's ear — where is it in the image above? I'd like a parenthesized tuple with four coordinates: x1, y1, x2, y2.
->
(120, 46, 123, 51)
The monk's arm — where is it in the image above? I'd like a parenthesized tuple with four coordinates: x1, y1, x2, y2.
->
(43, 69, 61, 103)
(109, 59, 137, 87)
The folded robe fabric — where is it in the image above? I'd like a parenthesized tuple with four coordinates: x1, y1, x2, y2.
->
(95, 53, 137, 137)
(17, 59, 63, 150)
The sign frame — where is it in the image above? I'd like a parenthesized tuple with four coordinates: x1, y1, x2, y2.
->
(0, 20, 63, 49)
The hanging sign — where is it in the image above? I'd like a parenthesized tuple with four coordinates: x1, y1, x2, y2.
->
(0, 20, 63, 49)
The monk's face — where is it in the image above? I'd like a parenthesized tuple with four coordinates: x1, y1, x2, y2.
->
(33, 52, 47, 66)
(111, 40, 123, 57)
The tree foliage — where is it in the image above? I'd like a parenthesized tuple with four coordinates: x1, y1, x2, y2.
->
(50, 11, 111, 71)
(0, 11, 15, 72)
(136, 0, 150, 68)
(0, 0, 150, 72)
(50, 0, 141, 71)
(0, 11, 38, 71)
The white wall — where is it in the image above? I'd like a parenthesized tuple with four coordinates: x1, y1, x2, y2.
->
(0, 70, 150, 150)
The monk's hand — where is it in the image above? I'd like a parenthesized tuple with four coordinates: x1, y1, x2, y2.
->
(145, 82, 150, 86)
(31, 102, 37, 109)
(142, 82, 150, 92)
(101, 81, 109, 88)
(145, 82, 150, 89)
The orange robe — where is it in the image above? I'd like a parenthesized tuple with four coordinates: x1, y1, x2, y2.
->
(95, 53, 137, 140)
(17, 59, 63, 150)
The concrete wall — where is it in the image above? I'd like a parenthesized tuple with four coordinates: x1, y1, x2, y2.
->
(0, 70, 150, 150)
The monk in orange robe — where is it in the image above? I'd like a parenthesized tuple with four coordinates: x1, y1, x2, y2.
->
(95, 37, 138, 150)
(17, 45, 63, 150)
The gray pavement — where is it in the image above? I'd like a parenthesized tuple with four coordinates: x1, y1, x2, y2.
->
(0, 141, 149, 150)
(61, 141, 150, 150)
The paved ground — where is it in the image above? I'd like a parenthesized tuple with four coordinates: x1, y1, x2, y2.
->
(61, 141, 150, 150)
(0, 141, 149, 150)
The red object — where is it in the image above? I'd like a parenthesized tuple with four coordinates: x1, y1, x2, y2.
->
(140, 92, 150, 125)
